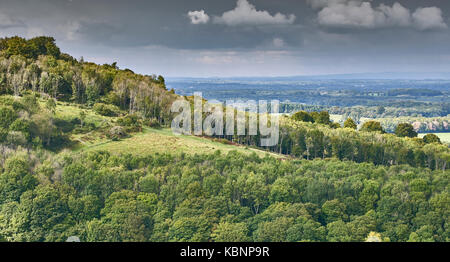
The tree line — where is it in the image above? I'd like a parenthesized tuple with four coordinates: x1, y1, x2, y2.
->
(205, 109, 449, 171)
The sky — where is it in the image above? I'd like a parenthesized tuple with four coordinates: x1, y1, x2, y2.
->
(0, 0, 450, 77)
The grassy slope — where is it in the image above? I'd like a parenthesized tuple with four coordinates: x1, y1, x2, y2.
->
(77, 127, 281, 157)
(51, 101, 280, 158)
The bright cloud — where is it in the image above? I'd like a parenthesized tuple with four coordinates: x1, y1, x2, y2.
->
(188, 0, 295, 26)
(187, 10, 210, 25)
(307, 0, 447, 30)
(412, 7, 448, 30)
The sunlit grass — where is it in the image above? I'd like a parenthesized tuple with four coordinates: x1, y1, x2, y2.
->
(78, 127, 281, 158)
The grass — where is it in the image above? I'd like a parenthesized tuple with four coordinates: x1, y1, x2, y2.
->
(49, 101, 281, 158)
(39, 100, 279, 157)
(75, 127, 281, 158)
(418, 133, 450, 143)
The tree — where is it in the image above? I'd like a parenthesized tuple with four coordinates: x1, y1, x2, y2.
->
(0, 107, 17, 129)
(423, 134, 441, 144)
(253, 217, 294, 242)
(314, 111, 331, 125)
(344, 118, 357, 130)
(6, 185, 70, 241)
(360, 121, 384, 133)
(79, 110, 86, 128)
(292, 111, 314, 123)
(45, 98, 56, 114)
(365, 232, 382, 242)
(211, 222, 251, 242)
(395, 123, 418, 138)
(322, 200, 348, 224)
(0, 156, 38, 203)
(326, 220, 352, 242)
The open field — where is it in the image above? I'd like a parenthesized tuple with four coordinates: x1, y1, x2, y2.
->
(76, 127, 281, 158)
(418, 133, 450, 143)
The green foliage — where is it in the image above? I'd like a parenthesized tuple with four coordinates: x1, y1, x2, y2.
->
(0, 35, 449, 243)
(292, 111, 314, 123)
(344, 118, 357, 129)
(93, 103, 120, 117)
(0, 151, 448, 242)
(45, 98, 56, 114)
(107, 126, 128, 141)
(211, 222, 251, 242)
(395, 123, 418, 138)
(0, 156, 38, 204)
(0, 36, 177, 124)
(0, 36, 60, 59)
(292, 111, 332, 126)
(360, 121, 385, 133)
(422, 134, 441, 144)
(0, 106, 17, 129)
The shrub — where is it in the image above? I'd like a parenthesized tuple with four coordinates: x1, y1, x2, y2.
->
(93, 103, 120, 117)
(9, 119, 32, 141)
(144, 118, 161, 129)
(0, 106, 17, 129)
(422, 134, 441, 144)
(107, 126, 128, 141)
(0, 128, 7, 142)
(6, 131, 28, 146)
(117, 114, 142, 132)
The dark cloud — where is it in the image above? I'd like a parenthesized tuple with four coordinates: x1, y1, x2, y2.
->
(0, 0, 449, 76)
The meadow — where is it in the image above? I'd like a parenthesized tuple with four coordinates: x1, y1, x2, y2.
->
(77, 127, 281, 158)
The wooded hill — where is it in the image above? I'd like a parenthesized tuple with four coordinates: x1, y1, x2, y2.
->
(0, 36, 178, 125)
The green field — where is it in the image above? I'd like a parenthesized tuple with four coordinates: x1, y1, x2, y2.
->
(418, 133, 450, 143)
(76, 127, 281, 158)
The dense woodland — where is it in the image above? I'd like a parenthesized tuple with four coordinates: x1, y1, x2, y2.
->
(0, 151, 448, 242)
(0, 36, 177, 125)
(0, 37, 448, 242)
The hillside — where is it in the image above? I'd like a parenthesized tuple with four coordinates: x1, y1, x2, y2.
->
(0, 36, 449, 243)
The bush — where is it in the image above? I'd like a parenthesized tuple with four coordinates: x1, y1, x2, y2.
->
(144, 118, 161, 129)
(117, 114, 142, 132)
(6, 131, 28, 146)
(9, 119, 32, 141)
(422, 134, 441, 144)
(107, 126, 128, 141)
(0, 106, 17, 129)
(0, 128, 7, 142)
(93, 103, 120, 117)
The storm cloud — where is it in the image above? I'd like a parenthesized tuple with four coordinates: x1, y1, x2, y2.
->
(0, 0, 449, 77)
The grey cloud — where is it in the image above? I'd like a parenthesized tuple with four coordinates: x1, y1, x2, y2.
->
(307, 0, 447, 30)
(0, 0, 449, 77)
(189, 0, 296, 27)
(413, 7, 447, 30)
(0, 11, 24, 28)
